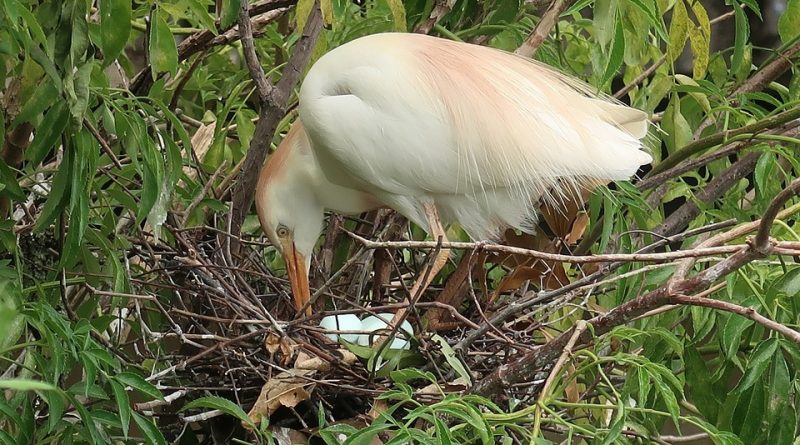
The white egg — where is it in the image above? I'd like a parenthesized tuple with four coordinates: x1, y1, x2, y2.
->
(319, 314, 362, 343)
(358, 313, 413, 350)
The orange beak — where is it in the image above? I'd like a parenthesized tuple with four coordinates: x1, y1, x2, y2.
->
(283, 241, 312, 316)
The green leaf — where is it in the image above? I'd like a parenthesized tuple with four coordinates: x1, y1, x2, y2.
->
(668, 0, 689, 63)
(765, 352, 791, 439)
(779, 0, 800, 43)
(186, 0, 217, 33)
(149, 8, 178, 77)
(601, 14, 625, 86)
(41, 391, 65, 434)
(733, 338, 779, 394)
(721, 312, 753, 359)
(593, 0, 617, 47)
(114, 373, 164, 401)
(27, 102, 69, 167)
(0, 159, 24, 202)
(99, 0, 132, 64)
(685, 345, 721, 422)
(69, 0, 89, 64)
(220, 0, 241, 29)
(663, 96, 692, 153)
(110, 379, 131, 438)
(132, 412, 167, 445)
(296, 0, 314, 31)
(385, 0, 407, 31)
(11, 78, 58, 128)
(431, 335, 471, 385)
(730, 3, 749, 74)
(181, 396, 254, 428)
(626, 0, 667, 41)
(778, 267, 800, 296)
(34, 142, 73, 232)
(687, 1, 710, 79)
(0, 379, 59, 391)
(65, 60, 94, 123)
(434, 417, 454, 445)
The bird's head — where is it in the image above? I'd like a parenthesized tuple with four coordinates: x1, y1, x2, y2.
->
(256, 122, 323, 316)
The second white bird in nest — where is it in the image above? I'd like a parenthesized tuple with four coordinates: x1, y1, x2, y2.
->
(256, 32, 652, 315)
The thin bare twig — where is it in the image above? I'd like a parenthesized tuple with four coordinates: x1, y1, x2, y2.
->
(672, 294, 800, 344)
(346, 230, 800, 264)
(515, 0, 574, 58)
(229, 0, 323, 252)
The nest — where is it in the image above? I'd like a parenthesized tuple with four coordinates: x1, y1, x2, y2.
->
(74, 203, 595, 440)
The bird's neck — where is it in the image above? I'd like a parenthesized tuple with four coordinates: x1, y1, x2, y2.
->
(289, 126, 384, 216)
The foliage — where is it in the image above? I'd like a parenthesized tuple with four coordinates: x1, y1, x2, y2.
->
(0, 0, 799, 444)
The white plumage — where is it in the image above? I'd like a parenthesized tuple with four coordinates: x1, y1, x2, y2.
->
(256, 32, 652, 314)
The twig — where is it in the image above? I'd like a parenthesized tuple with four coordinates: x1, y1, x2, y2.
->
(239, 0, 274, 102)
(531, 320, 587, 436)
(469, 178, 800, 395)
(515, 0, 574, 58)
(648, 106, 800, 177)
(346, 230, 795, 264)
(415, 0, 456, 34)
(636, 123, 800, 191)
(614, 54, 666, 99)
(651, 152, 760, 237)
(671, 294, 800, 344)
(755, 177, 800, 251)
(84, 119, 123, 169)
(229, 0, 323, 252)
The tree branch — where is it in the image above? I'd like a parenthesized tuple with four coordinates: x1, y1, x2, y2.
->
(469, 176, 800, 396)
(229, 0, 323, 253)
(671, 294, 800, 344)
(515, 0, 574, 58)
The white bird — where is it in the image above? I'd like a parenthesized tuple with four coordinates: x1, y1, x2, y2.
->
(256, 32, 652, 316)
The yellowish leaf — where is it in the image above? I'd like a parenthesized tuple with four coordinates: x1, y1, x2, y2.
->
(667, 0, 689, 63)
(385, 0, 407, 31)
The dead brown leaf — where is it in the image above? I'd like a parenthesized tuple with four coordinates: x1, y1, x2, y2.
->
(245, 368, 314, 429)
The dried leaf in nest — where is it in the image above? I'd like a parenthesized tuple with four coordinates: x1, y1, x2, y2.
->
(489, 231, 569, 300)
(270, 427, 309, 445)
(296, 349, 357, 371)
(417, 376, 470, 395)
(367, 399, 389, 421)
(265, 333, 299, 366)
(183, 121, 216, 183)
(539, 178, 603, 242)
(565, 364, 580, 403)
(245, 368, 314, 429)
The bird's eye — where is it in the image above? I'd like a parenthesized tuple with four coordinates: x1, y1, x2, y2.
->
(276, 226, 290, 238)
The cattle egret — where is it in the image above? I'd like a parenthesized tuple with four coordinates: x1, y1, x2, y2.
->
(256, 32, 652, 316)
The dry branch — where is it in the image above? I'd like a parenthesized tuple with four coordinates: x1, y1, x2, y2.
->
(515, 0, 574, 58)
(229, 0, 323, 253)
(468, 177, 800, 396)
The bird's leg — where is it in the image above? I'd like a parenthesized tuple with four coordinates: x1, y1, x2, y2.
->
(389, 203, 450, 328)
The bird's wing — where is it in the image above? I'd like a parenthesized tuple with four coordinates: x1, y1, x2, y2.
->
(298, 33, 652, 205)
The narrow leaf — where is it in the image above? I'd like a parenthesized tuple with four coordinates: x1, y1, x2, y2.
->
(114, 373, 164, 401)
(99, 0, 132, 64)
(181, 396, 254, 427)
(110, 380, 131, 438)
(779, 0, 800, 43)
(733, 338, 779, 394)
(149, 9, 178, 76)
(668, 0, 689, 63)
(601, 14, 625, 86)
(26, 102, 68, 167)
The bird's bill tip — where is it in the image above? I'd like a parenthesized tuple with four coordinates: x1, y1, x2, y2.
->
(284, 242, 312, 317)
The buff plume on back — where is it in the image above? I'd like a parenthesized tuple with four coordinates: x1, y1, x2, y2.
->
(295, 32, 652, 240)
